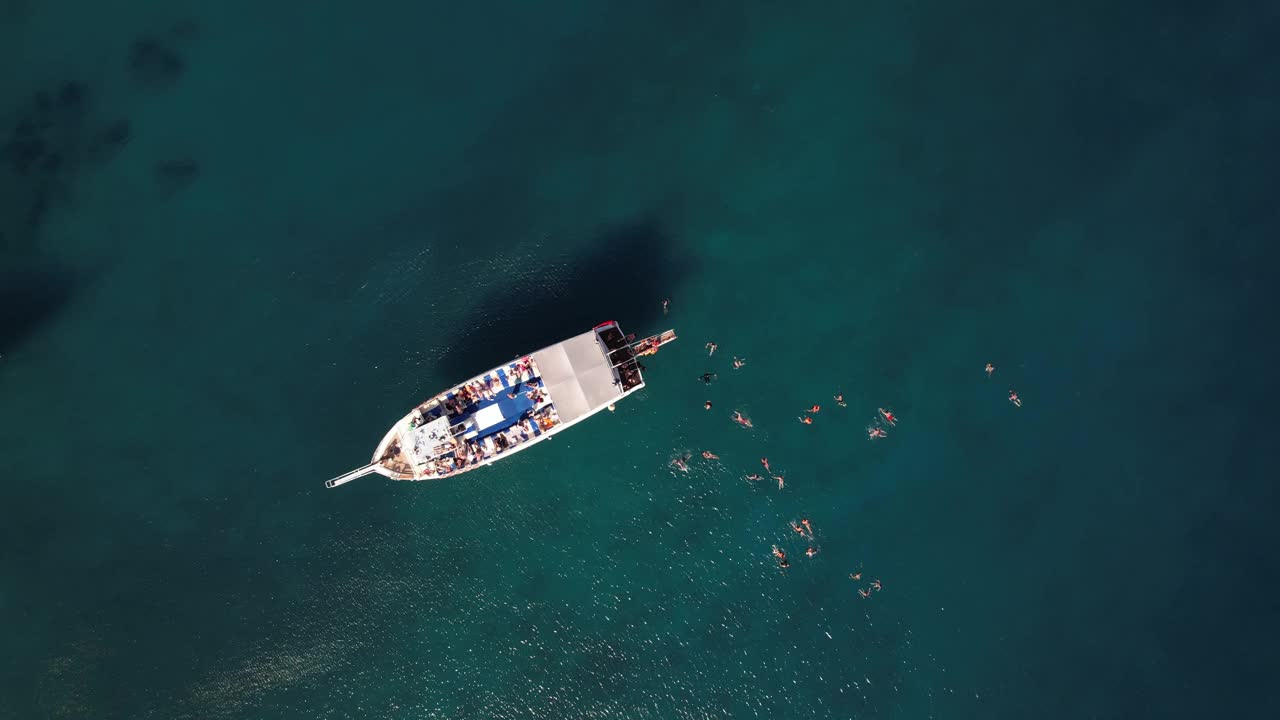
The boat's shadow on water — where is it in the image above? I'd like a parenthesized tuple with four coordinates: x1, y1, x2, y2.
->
(431, 217, 690, 380)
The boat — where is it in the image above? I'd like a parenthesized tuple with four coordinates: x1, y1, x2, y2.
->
(324, 321, 677, 488)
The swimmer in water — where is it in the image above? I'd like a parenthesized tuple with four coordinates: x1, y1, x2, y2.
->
(706, 341, 717, 356)
(705, 400, 713, 411)
(732, 356, 746, 369)
(858, 588, 870, 599)
(834, 391, 847, 407)
(1008, 390, 1022, 407)
(805, 547, 818, 558)
(849, 572, 862, 581)
(799, 415, 813, 425)
(871, 579, 882, 591)
(774, 475, 785, 490)
(671, 455, 690, 472)
(791, 522, 806, 535)
(879, 408, 897, 426)
(745, 473, 763, 482)
(732, 411, 754, 428)
(868, 426, 888, 440)
(698, 372, 717, 384)
(772, 545, 786, 560)
(701, 450, 719, 460)
(808, 405, 821, 413)
(662, 298, 670, 314)
(760, 457, 770, 472)
(985, 362, 995, 378)
(801, 518, 813, 536)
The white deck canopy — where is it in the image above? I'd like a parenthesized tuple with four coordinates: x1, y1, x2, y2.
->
(532, 330, 624, 425)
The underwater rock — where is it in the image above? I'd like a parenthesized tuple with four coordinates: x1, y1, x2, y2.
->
(85, 120, 131, 163)
(128, 36, 184, 89)
(169, 18, 200, 42)
(9, 137, 46, 175)
(97, 120, 131, 147)
(0, 261, 83, 357)
(56, 81, 88, 113)
(154, 158, 199, 189)
(26, 190, 48, 229)
(39, 151, 63, 174)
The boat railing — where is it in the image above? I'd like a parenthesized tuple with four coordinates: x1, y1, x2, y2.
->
(325, 462, 380, 489)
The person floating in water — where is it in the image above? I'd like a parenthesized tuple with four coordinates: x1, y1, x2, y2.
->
(662, 298, 670, 314)
(801, 518, 813, 536)
(871, 579, 882, 591)
(879, 408, 897, 426)
(849, 572, 862, 581)
(698, 372, 717, 384)
(858, 588, 870, 599)
(671, 454, 690, 472)
(701, 450, 719, 460)
(834, 392, 847, 407)
(771, 546, 790, 569)
(760, 457, 770, 472)
(985, 362, 995, 378)
(799, 415, 813, 425)
(808, 405, 821, 413)
(745, 473, 763, 482)
(732, 357, 746, 369)
(774, 474, 785, 490)
(706, 341, 717, 356)
(704, 400, 713, 411)
(791, 522, 806, 536)
(805, 547, 818, 558)
(732, 411, 753, 428)
(1008, 390, 1022, 407)
(868, 426, 888, 440)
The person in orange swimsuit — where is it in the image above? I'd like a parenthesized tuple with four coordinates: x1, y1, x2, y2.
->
(879, 408, 897, 426)
(808, 405, 821, 413)
(799, 415, 813, 425)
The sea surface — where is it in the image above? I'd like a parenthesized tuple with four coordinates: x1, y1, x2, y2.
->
(3, 1, 1279, 718)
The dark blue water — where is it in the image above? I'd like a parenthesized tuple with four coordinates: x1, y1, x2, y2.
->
(3, 1, 1279, 718)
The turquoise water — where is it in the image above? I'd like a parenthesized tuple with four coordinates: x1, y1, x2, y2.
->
(4, 1, 1279, 717)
